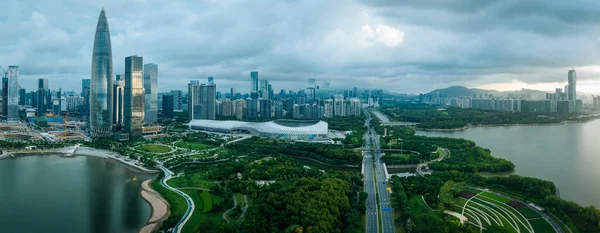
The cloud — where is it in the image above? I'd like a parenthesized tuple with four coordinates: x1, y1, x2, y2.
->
(0, 0, 599, 94)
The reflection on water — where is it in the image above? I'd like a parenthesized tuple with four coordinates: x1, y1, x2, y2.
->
(0, 155, 153, 233)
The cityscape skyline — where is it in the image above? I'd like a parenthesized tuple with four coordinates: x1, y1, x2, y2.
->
(3, 2, 600, 94)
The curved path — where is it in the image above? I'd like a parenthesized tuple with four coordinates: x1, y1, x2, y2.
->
(222, 195, 238, 223)
(159, 166, 195, 233)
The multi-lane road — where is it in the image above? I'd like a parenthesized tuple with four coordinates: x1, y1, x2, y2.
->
(364, 112, 395, 233)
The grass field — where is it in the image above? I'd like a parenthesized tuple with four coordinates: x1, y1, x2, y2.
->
(458, 189, 555, 233)
(152, 179, 187, 217)
(136, 144, 172, 153)
(166, 172, 215, 189)
(175, 141, 215, 150)
(388, 153, 412, 159)
(180, 189, 226, 233)
(200, 191, 213, 213)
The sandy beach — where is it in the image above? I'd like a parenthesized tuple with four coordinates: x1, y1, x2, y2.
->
(138, 179, 170, 233)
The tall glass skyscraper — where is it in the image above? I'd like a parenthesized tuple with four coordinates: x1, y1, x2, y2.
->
(7, 66, 19, 122)
(90, 9, 114, 137)
(143, 63, 158, 123)
(567, 69, 576, 101)
(250, 71, 258, 93)
(124, 56, 144, 138)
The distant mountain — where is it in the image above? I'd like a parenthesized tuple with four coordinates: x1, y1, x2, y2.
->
(425, 86, 549, 99)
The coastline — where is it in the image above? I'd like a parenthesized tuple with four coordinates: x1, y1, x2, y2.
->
(417, 117, 600, 132)
(0, 146, 166, 233)
(138, 179, 170, 233)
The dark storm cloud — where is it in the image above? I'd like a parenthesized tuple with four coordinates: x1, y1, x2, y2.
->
(1, 0, 599, 94)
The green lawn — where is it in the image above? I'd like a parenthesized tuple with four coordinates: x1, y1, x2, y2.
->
(175, 141, 216, 150)
(152, 179, 187, 217)
(136, 144, 172, 153)
(408, 195, 430, 215)
(200, 191, 213, 213)
(234, 193, 245, 206)
(388, 153, 412, 159)
(479, 191, 511, 203)
(529, 218, 556, 233)
(516, 206, 541, 219)
(166, 172, 215, 189)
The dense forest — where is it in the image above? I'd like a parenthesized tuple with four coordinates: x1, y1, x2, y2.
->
(226, 137, 362, 166)
(428, 146, 515, 173)
(380, 103, 596, 129)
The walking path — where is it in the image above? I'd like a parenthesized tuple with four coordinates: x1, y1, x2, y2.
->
(159, 166, 195, 233)
(222, 195, 238, 223)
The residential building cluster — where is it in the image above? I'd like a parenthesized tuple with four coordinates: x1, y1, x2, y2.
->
(421, 69, 584, 113)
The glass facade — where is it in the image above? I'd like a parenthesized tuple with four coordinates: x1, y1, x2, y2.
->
(7, 66, 20, 122)
(90, 9, 113, 137)
(124, 56, 144, 138)
(143, 63, 158, 123)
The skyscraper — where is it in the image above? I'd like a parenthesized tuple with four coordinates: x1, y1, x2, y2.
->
(260, 80, 269, 99)
(124, 55, 144, 138)
(19, 88, 26, 106)
(90, 9, 114, 137)
(188, 80, 199, 120)
(199, 82, 216, 120)
(6, 66, 19, 121)
(37, 78, 48, 117)
(143, 63, 158, 123)
(250, 71, 258, 93)
(162, 93, 174, 119)
(112, 79, 124, 129)
(81, 79, 90, 96)
(567, 69, 576, 101)
(1, 76, 7, 118)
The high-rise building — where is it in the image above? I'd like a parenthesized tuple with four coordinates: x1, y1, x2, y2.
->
(124, 55, 144, 138)
(81, 79, 90, 96)
(229, 87, 235, 100)
(259, 99, 271, 118)
(245, 98, 258, 118)
(188, 80, 199, 120)
(143, 63, 158, 123)
(162, 93, 174, 119)
(567, 69, 576, 101)
(250, 71, 259, 92)
(90, 9, 114, 137)
(1, 76, 7, 117)
(36, 78, 48, 117)
(171, 90, 183, 111)
(19, 88, 26, 106)
(260, 80, 269, 99)
(199, 83, 216, 120)
(233, 99, 245, 119)
(6, 66, 19, 121)
(112, 79, 124, 129)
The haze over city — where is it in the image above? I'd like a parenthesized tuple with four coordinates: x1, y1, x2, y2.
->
(3, 0, 600, 93)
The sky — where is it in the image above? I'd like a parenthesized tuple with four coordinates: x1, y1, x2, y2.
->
(2, 0, 600, 94)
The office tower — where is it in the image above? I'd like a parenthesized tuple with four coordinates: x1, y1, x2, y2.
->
(260, 80, 269, 99)
(6, 66, 19, 121)
(81, 79, 90, 96)
(274, 100, 283, 118)
(36, 78, 48, 117)
(112, 79, 124, 129)
(208, 76, 214, 84)
(251, 71, 258, 92)
(162, 93, 174, 119)
(19, 88, 26, 106)
(245, 98, 258, 118)
(124, 55, 144, 138)
(259, 99, 271, 118)
(229, 88, 235, 100)
(199, 83, 216, 119)
(143, 63, 158, 123)
(567, 69, 576, 101)
(171, 90, 183, 111)
(352, 87, 357, 98)
(188, 80, 199, 120)
(1, 76, 7, 117)
(268, 84, 273, 100)
(90, 9, 114, 137)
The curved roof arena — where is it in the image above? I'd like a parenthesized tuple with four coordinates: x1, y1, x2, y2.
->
(188, 119, 328, 138)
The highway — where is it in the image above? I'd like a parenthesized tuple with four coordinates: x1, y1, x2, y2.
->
(363, 116, 379, 233)
(363, 110, 395, 233)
